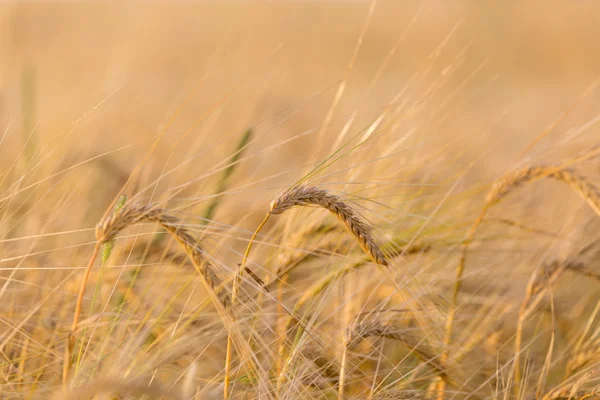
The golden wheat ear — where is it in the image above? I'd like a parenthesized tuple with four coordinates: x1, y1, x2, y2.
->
(96, 202, 224, 300)
(347, 319, 445, 376)
(346, 314, 483, 396)
(486, 166, 600, 214)
(269, 185, 388, 266)
(65, 202, 227, 386)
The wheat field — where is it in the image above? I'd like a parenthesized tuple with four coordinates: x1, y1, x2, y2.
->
(1, 2, 600, 399)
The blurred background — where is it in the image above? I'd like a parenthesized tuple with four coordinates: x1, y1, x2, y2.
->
(2, 2, 600, 168)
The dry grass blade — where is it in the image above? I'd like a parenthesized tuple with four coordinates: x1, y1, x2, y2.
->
(440, 165, 600, 399)
(269, 185, 388, 266)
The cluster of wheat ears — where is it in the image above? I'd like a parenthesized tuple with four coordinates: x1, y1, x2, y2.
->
(50, 158, 600, 400)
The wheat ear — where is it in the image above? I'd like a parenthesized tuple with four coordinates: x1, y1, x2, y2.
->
(347, 319, 453, 389)
(438, 166, 600, 399)
(96, 203, 224, 298)
(566, 344, 600, 376)
(64, 202, 223, 385)
(269, 185, 388, 266)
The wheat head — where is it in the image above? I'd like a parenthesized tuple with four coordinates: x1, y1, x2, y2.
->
(347, 318, 456, 389)
(65, 202, 226, 386)
(269, 185, 388, 266)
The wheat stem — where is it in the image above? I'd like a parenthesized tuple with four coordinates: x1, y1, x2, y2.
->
(224, 213, 271, 399)
(63, 242, 101, 385)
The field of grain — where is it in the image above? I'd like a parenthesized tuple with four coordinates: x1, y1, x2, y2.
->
(1, 2, 600, 399)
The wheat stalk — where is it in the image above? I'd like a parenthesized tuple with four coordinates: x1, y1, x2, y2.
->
(270, 185, 387, 395)
(347, 315, 487, 398)
(439, 166, 600, 399)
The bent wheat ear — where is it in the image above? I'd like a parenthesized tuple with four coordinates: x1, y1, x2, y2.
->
(348, 319, 451, 387)
(96, 202, 223, 296)
(486, 167, 600, 214)
(65, 202, 226, 386)
(270, 185, 388, 266)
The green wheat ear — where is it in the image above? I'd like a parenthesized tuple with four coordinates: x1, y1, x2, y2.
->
(101, 194, 128, 265)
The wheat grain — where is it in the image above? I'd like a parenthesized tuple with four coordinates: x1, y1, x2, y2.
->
(300, 346, 341, 389)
